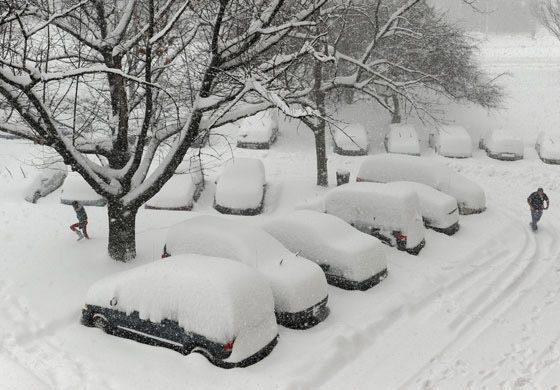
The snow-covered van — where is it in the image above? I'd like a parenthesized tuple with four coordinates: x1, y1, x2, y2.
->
(356, 154, 486, 215)
(81, 255, 278, 368)
(384, 123, 421, 156)
(386, 182, 460, 235)
(434, 125, 473, 158)
(163, 215, 330, 329)
(325, 182, 426, 255)
(214, 158, 266, 215)
(481, 129, 524, 161)
(263, 210, 388, 290)
(236, 110, 279, 149)
(535, 131, 560, 164)
(333, 123, 369, 156)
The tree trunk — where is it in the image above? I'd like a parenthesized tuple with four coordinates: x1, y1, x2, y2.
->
(314, 124, 328, 187)
(391, 94, 402, 124)
(107, 201, 138, 262)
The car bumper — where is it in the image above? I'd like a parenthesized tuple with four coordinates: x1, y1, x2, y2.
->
(334, 145, 369, 156)
(215, 335, 279, 369)
(429, 222, 460, 236)
(326, 268, 388, 291)
(276, 296, 329, 329)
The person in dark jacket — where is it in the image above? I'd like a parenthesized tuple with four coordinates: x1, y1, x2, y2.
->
(70, 201, 89, 240)
(527, 187, 549, 231)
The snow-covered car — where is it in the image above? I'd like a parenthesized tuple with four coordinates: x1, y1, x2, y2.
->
(145, 158, 204, 210)
(214, 158, 266, 215)
(162, 215, 330, 329)
(81, 254, 278, 368)
(480, 129, 524, 161)
(262, 210, 388, 290)
(535, 131, 560, 164)
(325, 182, 426, 255)
(24, 162, 68, 203)
(386, 182, 460, 235)
(356, 154, 486, 215)
(384, 123, 421, 156)
(60, 172, 107, 206)
(236, 110, 279, 149)
(333, 123, 369, 156)
(434, 125, 473, 158)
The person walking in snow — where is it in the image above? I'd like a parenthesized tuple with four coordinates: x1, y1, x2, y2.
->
(527, 187, 549, 231)
(70, 201, 89, 240)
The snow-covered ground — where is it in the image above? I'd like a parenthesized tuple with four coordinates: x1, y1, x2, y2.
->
(2, 35, 560, 389)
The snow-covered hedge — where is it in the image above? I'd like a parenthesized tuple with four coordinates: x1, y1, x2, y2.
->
(236, 110, 278, 149)
(262, 210, 387, 290)
(535, 131, 560, 164)
(386, 181, 460, 234)
(434, 125, 472, 158)
(333, 123, 369, 156)
(164, 215, 329, 321)
(214, 158, 265, 215)
(384, 123, 421, 156)
(85, 254, 278, 363)
(482, 129, 524, 160)
(60, 172, 107, 206)
(356, 154, 486, 214)
(325, 182, 425, 253)
(24, 162, 67, 203)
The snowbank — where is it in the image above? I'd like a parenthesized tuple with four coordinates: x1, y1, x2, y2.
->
(333, 123, 369, 156)
(535, 131, 560, 164)
(237, 110, 279, 149)
(483, 129, 524, 160)
(85, 254, 278, 363)
(384, 123, 420, 156)
(24, 161, 68, 203)
(435, 125, 473, 158)
(262, 210, 387, 289)
(164, 215, 329, 319)
(60, 172, 107, 206)
(214, 158, 265, 215)
(356, 154, 486, 214)
(386, 181, 460, 233)
(325, 182, 425, 252)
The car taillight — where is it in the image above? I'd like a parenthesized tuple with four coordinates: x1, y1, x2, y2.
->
(396, 233, 406, 242)
(224, 340, 235, 352)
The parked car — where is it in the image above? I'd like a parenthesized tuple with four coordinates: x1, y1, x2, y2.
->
(384, 123, 421, 156)
(480, 129, 524, 160)
(60, 172, 107, 206)
(386, 182, 459, 235)
(214, 158, 266, 215)
(325, 182, 426, 255)
(236, 110, 279, 149)
(433, 125, 472, 158)
(333, 123, 369, 156)
(356, 154, 486, 215)
(24, 162, 68, 203)
(262, 210, 388, 290)
(535, 131, 560, 164)
(81, 254, 279, 368)
(145, 158, 204, 210)
(163, 215, 330, 329)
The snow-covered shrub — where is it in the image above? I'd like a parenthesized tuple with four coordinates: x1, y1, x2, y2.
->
(263, 210, 387, 290)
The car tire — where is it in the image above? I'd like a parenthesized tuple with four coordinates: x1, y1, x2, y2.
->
(92, 314, 111, 333)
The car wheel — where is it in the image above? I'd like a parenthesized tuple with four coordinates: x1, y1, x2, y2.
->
(92, 314, 111, 333)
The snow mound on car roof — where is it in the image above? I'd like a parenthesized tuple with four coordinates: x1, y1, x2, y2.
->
(215, 158, 265, 210)
(263, 210, 387, 282)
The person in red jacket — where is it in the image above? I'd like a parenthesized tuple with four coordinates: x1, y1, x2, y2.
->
(527, 187, 549, 231)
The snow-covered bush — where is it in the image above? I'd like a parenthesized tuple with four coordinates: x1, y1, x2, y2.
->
(24, 162, 68, 203)
(386, 182, 460, 234)
(434, 125, 473, 158)
(356, 154, 486, 214)
(83, 254, 278, 367)
(535, 131, 560, 164)
(60, 172, 107, 206)
(262, 210, 387, 290)
(214, 158, 266, 215)
(482, 129, 524, 160)
(236, 110, 279, 149)
(325, 182, 426, 254)
(384, 124, 421, 156)
(333, 123, 369, 156)
(164, 215, 329, 329)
